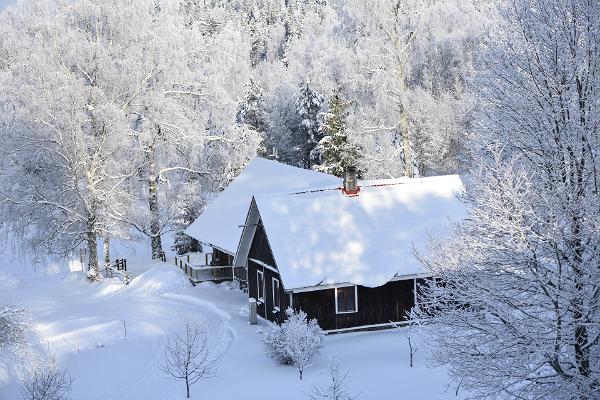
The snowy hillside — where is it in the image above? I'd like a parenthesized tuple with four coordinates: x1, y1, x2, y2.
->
(0, 247, 463, 400)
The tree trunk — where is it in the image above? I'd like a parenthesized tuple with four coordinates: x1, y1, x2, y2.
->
(186, 378, 190, 398)
(571, 218, 590, 385)
(87, 220, 99, 281)
(148, 143, 164, 259)
(103, 236, 110, 269)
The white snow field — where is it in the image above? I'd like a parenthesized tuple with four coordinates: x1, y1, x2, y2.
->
(0, 248, 465, 400)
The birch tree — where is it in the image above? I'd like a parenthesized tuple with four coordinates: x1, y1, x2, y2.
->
(0, 1, 138, 278)
(413, 1, 600, 398)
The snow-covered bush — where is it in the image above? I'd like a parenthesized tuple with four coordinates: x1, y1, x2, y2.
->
(20, 355, 72, 400)
(262, 308, 325, 379)
(262, 320, 292, 365)
(0, 306, 28, 353)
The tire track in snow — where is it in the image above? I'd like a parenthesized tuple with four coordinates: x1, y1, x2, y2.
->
(160, 292, 238, 356)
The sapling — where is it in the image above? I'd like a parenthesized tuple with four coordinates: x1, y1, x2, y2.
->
(161, 319, 218, 398)
(307, 355, 357, 400)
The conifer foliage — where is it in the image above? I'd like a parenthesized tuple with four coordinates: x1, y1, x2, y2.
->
(295, 81, 323, 168)
(313, 92, 361, 177)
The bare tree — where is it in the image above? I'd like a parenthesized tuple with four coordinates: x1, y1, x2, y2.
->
(20, 356, 72, 400)
(161, 319, 218, 399)
(392, 321, 418, 368)
(307, 355, 357, 400)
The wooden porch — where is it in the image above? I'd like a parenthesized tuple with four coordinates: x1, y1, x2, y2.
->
(174, 252, 243, 285)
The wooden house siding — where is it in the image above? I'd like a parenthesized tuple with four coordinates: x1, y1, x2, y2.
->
(212, 248, 233, 266)
(292, 278, 424, 331)
(247, 221, 276, 267)
(246, 219, 287, 324)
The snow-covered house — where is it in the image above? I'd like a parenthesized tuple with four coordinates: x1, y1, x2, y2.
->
(234, 167, 466, 332)
(186, 157, 465, 332)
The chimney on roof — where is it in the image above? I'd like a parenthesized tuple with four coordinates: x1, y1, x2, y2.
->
(343, 166, 360, 196)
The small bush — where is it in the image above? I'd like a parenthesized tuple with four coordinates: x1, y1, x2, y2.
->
(262, 308, 325, 379)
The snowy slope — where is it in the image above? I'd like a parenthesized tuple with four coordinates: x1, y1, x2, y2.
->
(184, 157, 340, 254)
(254, 175, 466, 289)
(0, 246, 468, 400)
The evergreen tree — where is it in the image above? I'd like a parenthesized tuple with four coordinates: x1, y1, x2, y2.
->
(313, 92, 361, 177)
(295, 81, 323, 168)
(171, 183, 203, 256)
(249, 16, 267, 67)
(237, 79, 270, 156)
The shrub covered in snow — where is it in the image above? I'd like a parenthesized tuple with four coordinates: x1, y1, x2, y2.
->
(0, 306, 28, 353)
(20, 355, 72, 400)
(262, 308, 325, 379)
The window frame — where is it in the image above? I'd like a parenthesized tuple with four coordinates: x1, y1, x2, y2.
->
(256, 270, 264, 303)
(335, 285, 358, 314)
(272, 277, 280, 311)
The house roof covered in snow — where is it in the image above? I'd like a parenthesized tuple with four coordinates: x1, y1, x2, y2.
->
(253, 175, 466, 289)
(184, 158, 341, 254)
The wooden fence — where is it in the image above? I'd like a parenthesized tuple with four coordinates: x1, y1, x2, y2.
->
(102, 259, 129, 284)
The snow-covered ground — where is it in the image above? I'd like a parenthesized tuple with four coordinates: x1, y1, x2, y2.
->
(0, 244, 464, 400)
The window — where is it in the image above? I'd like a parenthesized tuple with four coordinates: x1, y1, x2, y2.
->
(335, 286, 357, 314)
(257, 270, 264, 302)
(272, 278, 280, 311)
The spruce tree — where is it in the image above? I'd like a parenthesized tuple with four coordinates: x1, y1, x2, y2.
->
(237, 79, 270, 156)
(313, 92, 361, 177)
(295, 81, 323, 168)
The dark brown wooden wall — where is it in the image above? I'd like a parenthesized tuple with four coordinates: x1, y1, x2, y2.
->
(246, 219, 287, 324)
(292, 279, 417, 331)
(248, 221, 277, 266)
(212, 248, 233, 266)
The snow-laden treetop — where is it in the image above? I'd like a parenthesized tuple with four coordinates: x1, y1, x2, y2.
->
(254, 174, 465, 289)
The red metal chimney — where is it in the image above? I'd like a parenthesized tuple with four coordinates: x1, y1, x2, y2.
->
(343, 166, 360, 196)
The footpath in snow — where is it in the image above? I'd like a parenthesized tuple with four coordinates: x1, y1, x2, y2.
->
(0, 250, 463, 400)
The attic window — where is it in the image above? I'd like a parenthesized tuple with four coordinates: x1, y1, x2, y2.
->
(335, 286, 358, 314)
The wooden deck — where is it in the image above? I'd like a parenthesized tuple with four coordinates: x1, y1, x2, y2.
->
(174, 253, 242, 284)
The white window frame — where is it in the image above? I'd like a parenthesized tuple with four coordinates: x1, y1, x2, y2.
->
(272, 277, 280, 311)
(335, 286, 358, 314)
(256, 270, 264, 303)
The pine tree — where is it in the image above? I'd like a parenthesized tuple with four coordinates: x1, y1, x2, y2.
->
(295, 81, 323, 168)
(313, 92, 361, 177)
